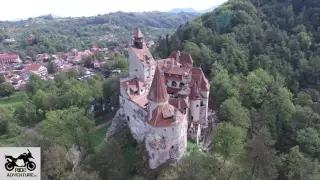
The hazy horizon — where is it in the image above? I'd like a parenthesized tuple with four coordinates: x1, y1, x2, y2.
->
(1, 0, 227, 21)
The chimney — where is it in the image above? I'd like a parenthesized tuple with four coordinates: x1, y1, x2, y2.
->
(135, 80, 139, 93)
(176, 51, 180, 63)
(173, 108, 178, 121)
(126, 82, 130, 94)
(171, 57, 175, 66)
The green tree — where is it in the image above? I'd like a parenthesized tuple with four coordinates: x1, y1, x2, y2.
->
(219, 98, 250, 129)
(0, 73, 5, 84)
(0, 82, 14, 99)
(41, 107, 95, 151)
(247, 126, 280, 180)
(283, 146, 320, 180)
(213, 122, 246, 171)
(296, 128, 320, 158)
(47, 61, 57, 74)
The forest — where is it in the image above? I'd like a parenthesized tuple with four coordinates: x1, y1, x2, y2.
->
(0, 11, 198, 56)
(2, 0, 320, 179)
(154, 0, 320, 179)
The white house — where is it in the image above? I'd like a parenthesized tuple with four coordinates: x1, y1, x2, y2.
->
(21, 64, 48, 80)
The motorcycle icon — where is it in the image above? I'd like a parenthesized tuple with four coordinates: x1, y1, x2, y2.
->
(5, 149, 36, 171)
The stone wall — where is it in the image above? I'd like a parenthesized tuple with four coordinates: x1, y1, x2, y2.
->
(145, 116, 188, 169)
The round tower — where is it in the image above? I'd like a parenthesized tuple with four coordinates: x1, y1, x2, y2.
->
(147, 66, 169, 120)
(145, 65, 188, 169)
(189, 83, 201, 123)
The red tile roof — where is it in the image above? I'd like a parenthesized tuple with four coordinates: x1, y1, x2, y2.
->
(167, 86, 182, 94)
(169, 51, 193, 67)
(148, 104, 184, 127)
(134, 28, 144, 38)
(189, 83, 201, 100)
(166, 66, 191, 76)
(25, 64, 42, 71)
(147, 66, 169, 102)
(169, 98, 189, 113)
(131, 44, 154, 63)
(190, 67, 210, 91)
(0, 54, 19, 63)
(164, 74, 182, 82)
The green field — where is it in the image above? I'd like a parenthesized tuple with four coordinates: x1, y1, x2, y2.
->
(0, 92, 27, 110)
(90, 123, 111, 148)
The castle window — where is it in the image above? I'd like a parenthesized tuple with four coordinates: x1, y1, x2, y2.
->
(191, 116, 193, 120)
(164, 129, 166, 131)
(171, 81, 177, 87)
(179, 82, 185, 87)
(127, 116, 130, 121)
(201, 101, 204, 106)
(171, 146, 174, 149)
(135, 69, 138, 72)
(196, 105, 199, 108)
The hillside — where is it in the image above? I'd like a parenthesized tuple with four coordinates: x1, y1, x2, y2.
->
(155, 0, 320, 179)
(0, 11, 198, 55)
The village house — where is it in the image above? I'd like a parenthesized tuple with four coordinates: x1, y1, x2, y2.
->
(36, 53, 50, 61)
(115, 28, 211, 169)
(21, 64, 48, 80)
(0, 54, 21, 65)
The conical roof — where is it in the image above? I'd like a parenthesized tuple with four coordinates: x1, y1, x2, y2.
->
(147, 66, 169, 102)
(134, 28, 144, 38)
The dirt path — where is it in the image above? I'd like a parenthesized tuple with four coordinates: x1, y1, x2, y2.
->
(95, 121, 112, 129)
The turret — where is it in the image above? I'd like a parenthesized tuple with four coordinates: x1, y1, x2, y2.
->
(147, 66, 169, 120)
(189, 83, 201, 123)
(133, 28, 144, 49)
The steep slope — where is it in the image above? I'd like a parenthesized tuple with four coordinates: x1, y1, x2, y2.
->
(154, 0, 320, 179)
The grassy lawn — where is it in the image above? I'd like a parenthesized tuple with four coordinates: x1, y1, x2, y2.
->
(90, 123, 111, 148)
(187, 140, 199, 153)
(0, 92, 27, 113)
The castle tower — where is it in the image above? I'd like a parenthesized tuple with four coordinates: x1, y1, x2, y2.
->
(133, 28, 144, 49)
(147, 65, 169, 120)
(189, 83, 201, 123)
(145, 65, 188, 169)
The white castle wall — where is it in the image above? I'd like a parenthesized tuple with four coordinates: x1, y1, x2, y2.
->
(119, 95, 149, 142)
(145, 115, 188, 169)
(144, 64, 156, 82)
(200, 91, 210, 126)
(128, 48, 145, 81)
(190, 99, 201, 122)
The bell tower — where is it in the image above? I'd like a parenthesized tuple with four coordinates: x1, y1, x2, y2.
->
(133, 28, 144, 49)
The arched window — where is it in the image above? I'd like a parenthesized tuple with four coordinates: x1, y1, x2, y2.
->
(196, 104, 199, 108)
(172, 81, 177, 87)
(127, 116, 130, 121)
(179, 82, 185, 87)
(191, 116, 193, 120)
(201, 101, 204, 106)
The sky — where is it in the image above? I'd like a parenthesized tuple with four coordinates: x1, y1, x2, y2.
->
(0, 0, 227, 21)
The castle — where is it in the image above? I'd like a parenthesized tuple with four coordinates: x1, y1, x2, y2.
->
(118, 28, 211, 169)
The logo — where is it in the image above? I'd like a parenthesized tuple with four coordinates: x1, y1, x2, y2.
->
(0, 147, 40, 180)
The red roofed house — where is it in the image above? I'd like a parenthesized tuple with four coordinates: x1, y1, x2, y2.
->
(115, 28, 211, 169)
(0, 54, 21, 65)
(21, 64, 48, 80)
